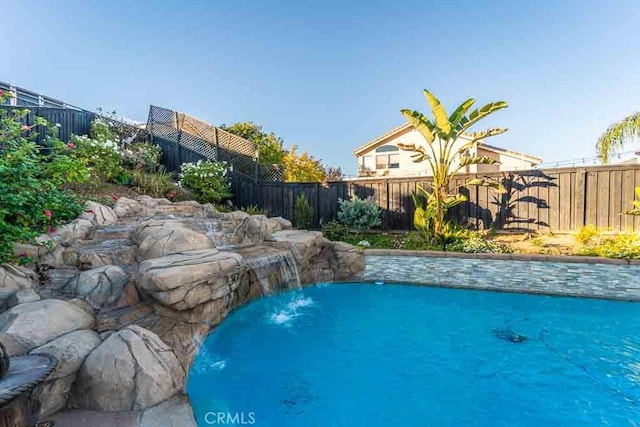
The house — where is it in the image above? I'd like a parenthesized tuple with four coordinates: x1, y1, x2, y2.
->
(354, 123, 542, 178)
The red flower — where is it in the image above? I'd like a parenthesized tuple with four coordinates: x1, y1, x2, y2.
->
(66, 142, 75, 149)
(21, 125, 30, 131)
(111, 194, 118, 201)
(44, 210, 52, 219)
(0, 90, 3, 97)
(85, 209, 94, 214)
(49, 226, 57, 233)
(18, 252, 28, 258)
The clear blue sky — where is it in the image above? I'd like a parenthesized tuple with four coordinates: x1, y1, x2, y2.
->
(3, 0, 640, 176)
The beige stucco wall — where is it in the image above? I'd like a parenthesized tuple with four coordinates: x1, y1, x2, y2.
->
(357, 128, 539, 177)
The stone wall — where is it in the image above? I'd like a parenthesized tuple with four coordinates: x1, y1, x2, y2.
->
(365, 253, 640, 301)
(0, 197, 365, 426)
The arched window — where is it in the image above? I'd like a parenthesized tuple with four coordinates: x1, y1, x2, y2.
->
(375, 145, 399, 153)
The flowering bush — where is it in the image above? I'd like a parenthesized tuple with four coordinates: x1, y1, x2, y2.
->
(337, 196, 381, 233)
(0, 93, 86, 262)
(70, 121, 122, 182)
(179, 160, 231, 203)
(578, 233, 640, 259)
(121, 142, 162, 172)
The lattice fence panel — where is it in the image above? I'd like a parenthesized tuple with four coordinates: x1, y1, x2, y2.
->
(148, 106, 179, 142)
(177, 114, 218, 161)
(147, 105, 259, 178)
(216, 128, 258, 176)
(259, 164, 285, 181)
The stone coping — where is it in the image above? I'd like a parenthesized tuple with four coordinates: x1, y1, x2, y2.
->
(365, 249, 640, 266)
(363, 254, 640, 302)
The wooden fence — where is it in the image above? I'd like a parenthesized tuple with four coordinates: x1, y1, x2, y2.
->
(0, 106, 95, 144)
(255, 165, 640, 232)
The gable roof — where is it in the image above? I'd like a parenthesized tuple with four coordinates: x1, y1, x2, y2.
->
(354, 123, 542, 164)
(353, 123, 412, 156)
(480, 143, 543, 164)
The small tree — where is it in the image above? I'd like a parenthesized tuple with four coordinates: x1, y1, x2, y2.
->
(219, 121, 286, 165)
(293, 193, 313, 230)
(399, 89, 508, 242)
(283, 146, 326, 182)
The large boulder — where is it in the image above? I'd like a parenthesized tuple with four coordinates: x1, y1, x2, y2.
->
(54, 265, 129, 309)
(137, 226, 213, 261)
(7, 288, 40, 307)
(62, 240, 136, 270)
(30, 329, 101, 380)
(0, 299, 95, 354)
(55, 218, 94, 246)
(139, 395, 197, 427)
(78, 202, 118, 226)
(31, 373, 76, 419)
(236, 215, 283, 241)
(328, 240, 365, 280)
(266, 230, 324, 282)
(0, 264, 37, 308)
(112, 197, 145, 218)
(136, 249, 243, 311)
(131, 219, 185, 245)
(72, 325, 185, 411)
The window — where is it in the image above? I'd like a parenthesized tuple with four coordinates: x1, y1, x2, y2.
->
(375, 145, 399, 153)
(362, 155, 374, 170)
(376, 155, 388, 169)
(388, 153, 400, 168)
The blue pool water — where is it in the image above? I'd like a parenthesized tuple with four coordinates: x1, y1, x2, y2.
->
(187, 284, 640, 426)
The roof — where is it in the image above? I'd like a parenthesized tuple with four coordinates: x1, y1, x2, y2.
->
(353, 123, 412, 156)
(354, 123, 542, 164)
(480, 143, 543, 164)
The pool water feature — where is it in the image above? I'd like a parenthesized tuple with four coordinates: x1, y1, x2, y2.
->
(187, 284, 640, 426)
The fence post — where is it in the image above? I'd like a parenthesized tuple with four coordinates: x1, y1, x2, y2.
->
(575, 167, 588, 228)
(174, 112, 182, 170)
(385, 180, 390, 230)
(213, 128, 220, 160)
(315, 182, 321, 228)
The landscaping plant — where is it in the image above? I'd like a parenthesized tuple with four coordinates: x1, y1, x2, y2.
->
(132, 167, 176, 198)
(398, 89, 508, 243)
(293, 193, 314, 230)
(0, 91, 87, 262)
(69, 120, 123, 182)
(337, 196, 381, 234)
(179, 160, 231, 204)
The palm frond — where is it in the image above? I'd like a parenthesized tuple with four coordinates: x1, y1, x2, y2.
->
(596, 112, 640, 164)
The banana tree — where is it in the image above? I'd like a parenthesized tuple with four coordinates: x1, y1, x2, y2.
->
(398, 90, 509, 241)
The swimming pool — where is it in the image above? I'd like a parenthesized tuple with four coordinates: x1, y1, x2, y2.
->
(187, 283, 640, 426)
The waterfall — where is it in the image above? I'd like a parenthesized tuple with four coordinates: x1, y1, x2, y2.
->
(204, 220, 237, 250)
(244, 251, 301, 296)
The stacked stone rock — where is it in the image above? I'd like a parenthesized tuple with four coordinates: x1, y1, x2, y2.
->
(0, 196, 364, 426)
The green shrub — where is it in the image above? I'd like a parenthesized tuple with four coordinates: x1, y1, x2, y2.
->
(293, 193, 313, 230)
(121, 142, 162, 172)
(178, 160, 231, 203)
(337, 196, 381, 233)
(446, 232, 510, 254)
(132, 168, 175, 198)
(241, 205, 268, 216)
(70, 123, 122, 182)
(0, 96, 86, 262)
(322, 220, 350, 241)
(578, 233, 640, 259)
(575, 225, 600, 245)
